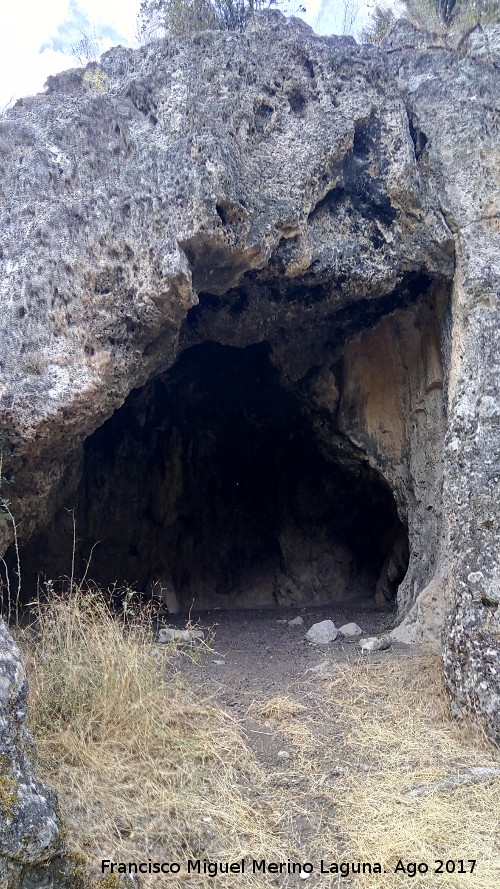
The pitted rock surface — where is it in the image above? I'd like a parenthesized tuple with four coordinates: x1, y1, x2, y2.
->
(0, 18, 497, 850)
(0, 617, 61, 888)
(0, 12, 452, 556)
(382, 19, 500, 743)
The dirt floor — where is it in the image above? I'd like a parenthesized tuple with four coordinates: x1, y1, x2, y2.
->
(167, 598, 415, 716)
(166, 600, 430, 801)
(152, 603, 499, 888)
(22, 588, 500, 889)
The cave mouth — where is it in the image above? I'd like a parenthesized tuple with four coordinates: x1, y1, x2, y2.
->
(15, 341, 408, 614)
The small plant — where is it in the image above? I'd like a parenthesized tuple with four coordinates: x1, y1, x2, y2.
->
(23, 582, 157, 738)
(363, 0, 500, 43)
(71, 27, 103, 65)
(0, 97, 14, 117)
(0, 437, 21, 625)
(82, 67, 109, 94)
(361, 3, 397, 43)
(0, 774, 18, 819)
(138, 0, 306, 39)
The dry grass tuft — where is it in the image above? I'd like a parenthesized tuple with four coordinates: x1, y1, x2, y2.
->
(18, 587, 299, 887)
(247, 695, 306, 724)
(17, 593, 500, 888)
(246, 696, 316, 752)
(321, 656, 500, 887)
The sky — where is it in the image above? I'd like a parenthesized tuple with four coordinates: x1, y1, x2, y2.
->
(0, 1, 378, 110)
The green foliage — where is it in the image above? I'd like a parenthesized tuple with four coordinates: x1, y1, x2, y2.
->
(432, 0, 500, 27)
(140, 0, 253, 36)
(361, 4, 397, 43)
(138, 0, 305, 38)
(363, 0, 500, 43)
(455, 0, 500, 25)
(403, 0, 451, 30)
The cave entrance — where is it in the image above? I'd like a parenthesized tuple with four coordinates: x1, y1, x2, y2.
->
(17, 340, 407, 614)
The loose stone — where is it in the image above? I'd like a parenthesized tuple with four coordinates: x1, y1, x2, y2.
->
(305, 620, 337, 644)
(338, 622, 363, 639)
(359, 636, 391, 652)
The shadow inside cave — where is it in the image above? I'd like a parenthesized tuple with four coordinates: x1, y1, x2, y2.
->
(9, 341, 408, 615)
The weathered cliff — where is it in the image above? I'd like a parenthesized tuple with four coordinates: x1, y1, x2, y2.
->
(0, 619, 63, 888)
(0, 12, 499, 880)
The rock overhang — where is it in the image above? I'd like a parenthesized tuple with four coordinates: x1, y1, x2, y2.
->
(0, 12, 455, 628)
(0, 12, 498, 745)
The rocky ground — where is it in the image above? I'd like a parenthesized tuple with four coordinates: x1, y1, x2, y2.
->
(10, 594, 498, 889)
(150, 605, 499, 889)
(164, 601, 431, 767)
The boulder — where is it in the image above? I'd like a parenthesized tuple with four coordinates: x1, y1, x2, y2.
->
(158, 627, 204, 643)
(338, 622, 363, 639)
(305, 620, 338, 645)
(0, 618, 61, 888)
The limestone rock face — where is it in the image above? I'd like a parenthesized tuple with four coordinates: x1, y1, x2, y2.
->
(0, 12, 451, 556)
(0, 618, 61, 888)
(382, 19, 500, 743)
(0, 9, 498, 761)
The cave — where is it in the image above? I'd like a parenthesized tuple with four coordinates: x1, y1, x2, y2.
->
(3, 256, 449, 620)
(14, 335, 409, 615)
(1, 15, 499, 823)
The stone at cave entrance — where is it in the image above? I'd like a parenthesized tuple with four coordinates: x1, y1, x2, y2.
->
(305, 660, 331, 677)
(158, 627, 205, 643)
(338, 623, 363, 639)
(305, 620, 338, 645)
(360, 636, 392, 653)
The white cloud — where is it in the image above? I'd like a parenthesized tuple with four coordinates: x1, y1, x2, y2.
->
(0, 0, 141, 109)
(78, 0, 141, 42)
(0, 0, 382, 111)
(314, 0, 374, 36)
(1, 2, 69, 107)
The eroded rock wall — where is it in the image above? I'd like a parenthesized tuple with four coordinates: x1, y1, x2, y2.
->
(0, 12, 451, 554)
(383, 19, 500, 741)
(0, 12, 498, 747)
(0, 618, 62, 889)
(337, 287, 448, 626)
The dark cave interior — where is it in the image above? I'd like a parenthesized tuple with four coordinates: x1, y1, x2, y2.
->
(13, 340, 408, 614)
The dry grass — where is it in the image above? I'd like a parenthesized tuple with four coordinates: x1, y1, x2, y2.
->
(246, 696, 316, 752)
(319, 657, 500, 888)
(17, 592, 500, 888)
(17, 587, 308, 888)
(247, 696, 307, 724)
